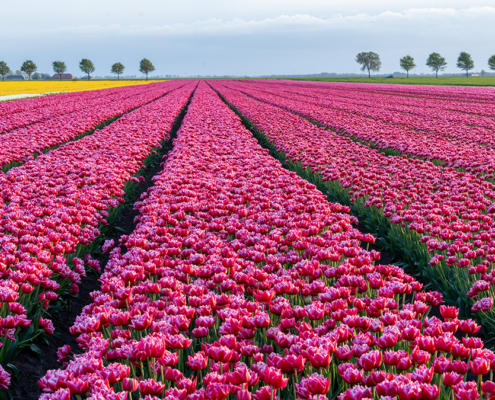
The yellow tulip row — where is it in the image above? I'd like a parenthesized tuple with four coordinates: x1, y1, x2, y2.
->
(0, 80, 162, 96)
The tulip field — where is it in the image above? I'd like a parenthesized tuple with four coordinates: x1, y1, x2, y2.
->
(0, 80, 494, 400)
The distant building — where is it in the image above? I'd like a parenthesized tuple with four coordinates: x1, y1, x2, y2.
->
(52, 73, 74, 80)
(471, 74, 479, 77)
(6, 75, 24, 80)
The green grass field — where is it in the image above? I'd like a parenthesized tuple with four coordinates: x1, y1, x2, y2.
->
(286, 76, 495, 87)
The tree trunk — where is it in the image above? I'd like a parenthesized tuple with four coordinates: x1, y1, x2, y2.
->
(368, 68, 370, 78)
(466, 71, 468, 78)
(88, 72, 90, 80)
(436, 70, 438, 78)
(407, 71, 409, 78)
(146, 72, 148, 81)
(118, 73, 120, 81)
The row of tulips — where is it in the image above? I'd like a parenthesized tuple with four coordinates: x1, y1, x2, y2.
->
(210, 81, 495, 335)
(226, 80, 495, 179)
(0, 81, 188, 171)
(0, 81, 196, 379)
(0, 86, 149, 134)
(37, 81, 495, 400)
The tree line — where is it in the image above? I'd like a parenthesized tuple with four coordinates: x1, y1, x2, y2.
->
(0, 58, 156, 81)
(357, 51, 495, 78)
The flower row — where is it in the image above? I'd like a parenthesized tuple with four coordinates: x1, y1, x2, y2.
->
(0, 80, 156, 99)
(37, 82, 494, 400)
(0, 81, 196, 373)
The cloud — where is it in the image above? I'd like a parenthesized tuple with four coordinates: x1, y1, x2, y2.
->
(6, 6, 495, 39)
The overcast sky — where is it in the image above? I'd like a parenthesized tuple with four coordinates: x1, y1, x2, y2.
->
(2, 0, 494, 77)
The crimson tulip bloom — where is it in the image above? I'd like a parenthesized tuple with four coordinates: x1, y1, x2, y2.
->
(304, 373, 331, 395)
(263, 367, 288, 389)
(481, 381, 495, 398)
(453, 382, 480, 400)
(358, 350, 382, 371)
(469, 358, 490, 375)
(420, 384, 440, 400)
(138, 379, 165, 396)
(205, 383, 230, 400)
(398, 382, 423, 400)
(443, 372, 464, 387)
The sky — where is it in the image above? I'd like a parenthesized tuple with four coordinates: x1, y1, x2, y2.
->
(2, 0, 495, 77)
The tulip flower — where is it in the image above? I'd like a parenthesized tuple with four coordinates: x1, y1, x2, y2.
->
(469, 358, 491, 375)
(264, 367, 288, 390)
(138, 379, 165, 396)
(304, 373, 331, 395)
(453, 381, 480, 400)
(398, 382, 423, 400)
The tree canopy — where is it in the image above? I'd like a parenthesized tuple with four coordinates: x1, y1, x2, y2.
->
(0, 61, 11, 81)
(457, 52, 474, 77)
(111, 62, 125, 80)
(79, 59, 95, 80)
(139, 58, 155, 80)
(355, 52, 381, 78)
(20, 60, 37, 80)
(52, 61, 67, 80)
(399, 55, 416, 78)
(426, 53, 447, 78)
(488, 55, 495, 71)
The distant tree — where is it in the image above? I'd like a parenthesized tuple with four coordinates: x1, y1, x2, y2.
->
(20, 60, 37, 80)
(32, 72, 41, 80)
(79, 58, 95, 80)
(399, 55, 416, 78)
(52, 61, 67, 80)
(481, 70, 486, 76)
(426, 52, 447, 78)
(139, 58, 155, 80)
(488, 55, 495, 72)
(457, 52, 474, 77)
(15, 70, 23, 76)
(40, 73, 51, 80)
(111, 62, 125, 80)
(355, 52, 381, 78)
(0, 61, 11, 81)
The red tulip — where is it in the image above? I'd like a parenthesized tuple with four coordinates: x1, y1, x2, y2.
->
(138, 379, 165, 396)
(453, 381, 480, 400)
(469, 358, 490, 375)
(263, 367, 288, 389)
(420, 384, 440, 400)
(304, 373, 331, 395)
(443, 372, 464, 387)
(398, 382, 423, 400)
